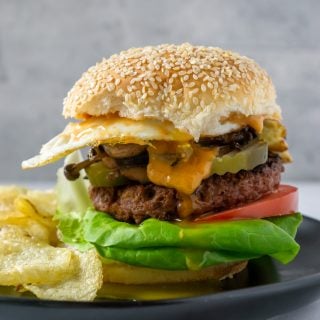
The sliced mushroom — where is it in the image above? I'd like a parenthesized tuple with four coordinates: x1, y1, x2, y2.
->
(102, 144, 146, 159)
(64, 158, 99, 181)
(199, 126, 256, 148)
(120, 167, 149, 184)
(115, 151, 149, 167)
(101, 156, 118, 169)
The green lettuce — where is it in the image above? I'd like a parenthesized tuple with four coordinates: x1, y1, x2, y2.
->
(55, 151, 93, 250)
(96, 247, 259, 270)
(56, 151, 91, 214)
(54, 152, 302, 270)
(57, 207, 302, 270)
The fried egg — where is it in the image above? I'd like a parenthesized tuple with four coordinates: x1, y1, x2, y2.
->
(22, 116, 192, 169)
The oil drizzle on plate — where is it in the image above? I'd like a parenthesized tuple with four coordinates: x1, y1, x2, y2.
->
(96, 268, 250, 301)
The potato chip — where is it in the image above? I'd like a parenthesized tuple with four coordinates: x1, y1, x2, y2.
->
(0, 185, 103, 301)
(25, 249, 103, 301)
(0, 185, 58, 244)
(0, 226, 77, 286)
(21, 219, 53, 243)
(14, 197, 58, 243)
(0, 186, 56, 218)
(22, 190, 57, 217)
(0, 186, 26, 212)
(0, 214, 52, 243)
(0, 210, 26, 223)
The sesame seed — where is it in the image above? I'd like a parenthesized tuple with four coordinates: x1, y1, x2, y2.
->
(228, 84, 238, 91)
(107, 83, 115, 91)
(191, 88, 199, 94)
(207, 82, 213, 89)
(63, 43, 273, 123)
(150, 81, 158, 90)
(176, 88, 183, 95)
(183, 75, 189, 81)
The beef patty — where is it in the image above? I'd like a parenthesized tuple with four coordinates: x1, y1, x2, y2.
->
(89, 156, 283, 224)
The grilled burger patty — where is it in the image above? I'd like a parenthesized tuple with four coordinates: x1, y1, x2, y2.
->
(89, 156, 283, 224)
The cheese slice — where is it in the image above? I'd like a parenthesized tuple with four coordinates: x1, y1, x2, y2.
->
(147, 142, 218, 195)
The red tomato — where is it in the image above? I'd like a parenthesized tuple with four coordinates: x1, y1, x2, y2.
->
(194, 185, 298, 222)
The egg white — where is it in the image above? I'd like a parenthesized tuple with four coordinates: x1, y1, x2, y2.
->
(22, 116, 192, 169)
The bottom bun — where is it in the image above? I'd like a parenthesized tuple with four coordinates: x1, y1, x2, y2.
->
(102, 261, 248, 284)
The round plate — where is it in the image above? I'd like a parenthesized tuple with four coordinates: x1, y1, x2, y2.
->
(1, 216, 320, 320)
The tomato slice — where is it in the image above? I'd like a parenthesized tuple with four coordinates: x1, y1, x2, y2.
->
(194, 185, 298, 222)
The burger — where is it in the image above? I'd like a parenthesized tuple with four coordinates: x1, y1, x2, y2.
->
(22, 43, 301, 285)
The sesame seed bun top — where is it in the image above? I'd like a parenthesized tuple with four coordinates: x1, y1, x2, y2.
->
(63, 43, 281, 140)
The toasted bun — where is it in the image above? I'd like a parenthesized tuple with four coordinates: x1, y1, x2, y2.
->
(63, 43, 281, 140)
(102, 261, 247, 284)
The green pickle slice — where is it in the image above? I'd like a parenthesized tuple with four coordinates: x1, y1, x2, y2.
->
(85, 162, 129, 187)
(85, 140, 268, 186)
(211, 140, 268, 175)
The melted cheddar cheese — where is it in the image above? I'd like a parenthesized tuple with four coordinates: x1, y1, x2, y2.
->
(147, 142, 218, 195)
(177, 193, 194, 218)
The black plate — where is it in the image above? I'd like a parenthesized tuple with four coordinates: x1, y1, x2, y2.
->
(1, 216, 320, 320)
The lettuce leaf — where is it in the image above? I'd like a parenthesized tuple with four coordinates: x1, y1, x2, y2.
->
(55, 151, 91, 214)
(55, 151, 93, 251)
(83, 209, 300, 257)
(54, 154, 302, 270)
(266, 213, 301, 238)
(56, 207, 302, 270)
(55, 210, 93, 251)
(95, 247, 259, 270)
(85, 210, 301, 268)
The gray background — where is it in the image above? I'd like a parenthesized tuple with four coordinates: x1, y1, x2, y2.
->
(0, 0, 319, 182)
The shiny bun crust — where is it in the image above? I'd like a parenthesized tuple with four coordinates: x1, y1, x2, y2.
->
(63, 43, 281, 140)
